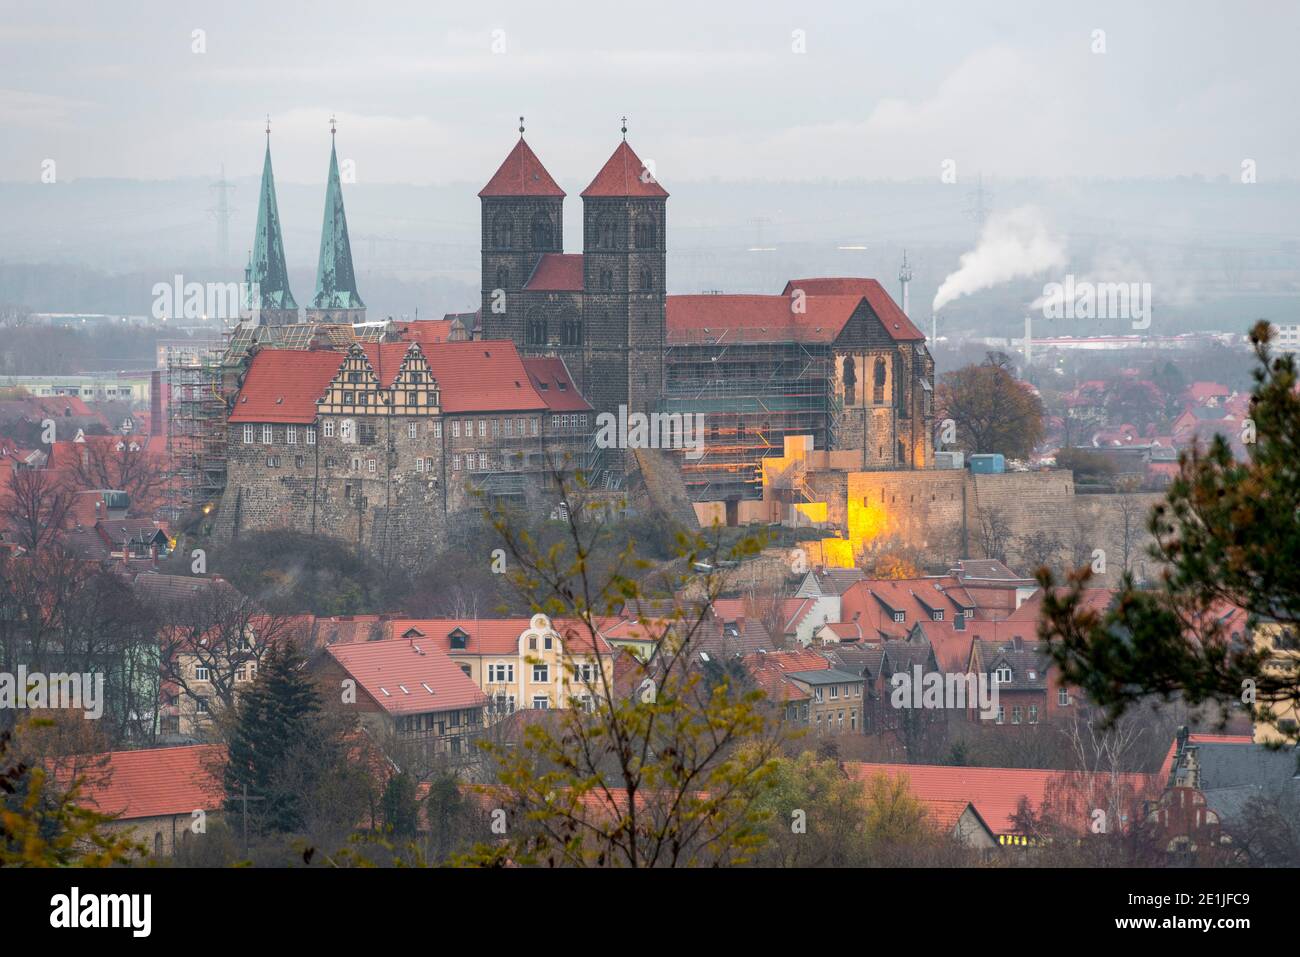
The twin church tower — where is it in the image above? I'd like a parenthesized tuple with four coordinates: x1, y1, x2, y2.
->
(244, 117, 667, 421)
(244, 117, 365, 326)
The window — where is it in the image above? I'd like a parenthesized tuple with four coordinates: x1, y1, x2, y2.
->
(1011, 706, 1023, 725)
(488, 663, 514, 683)
(574, 662, 593, 682)
(599, 268, 613, 292)
(543, 634, 553, 651)
(639, 266, 653, 290)
(814, 687, 824, 702)
(243, 424, 254, 444)
(262, 424, 273, 444)
(194, 666, 210, 681)
(367, 459, 377, 473)
(1058, 688, 1070, 707)
(850, 709, 857, 731)
(996, 705, 1005, 724)
(931, 609, 944, 621)
(478, 452, 487, 471)
(451, 420, 460, 438)
(526, 315, 547, 344)
(408, 422, 417, 439)
(996, 666, 1012, 684)
(493, 694, 515, 714)
(830, 684, 839, 700)
(196, 697, 210, 714)
(415, 457, 425, 473)
(893, 611, 905, 623)
(532, 664, 549, 683)
(531, 418, 539, 436)
(265, 455, 279, 467)
(1028, 705, 1039, 724)
(478, 420, 487, 438)
(634, 220, 656, 248)
(434, 421, 442, 439)
(503, 418, 512, 437)
(323, 419, 335, 438)
(532, 696, 549, 710)
(305, 427, 316, 445)
(286, 426, 296, 445)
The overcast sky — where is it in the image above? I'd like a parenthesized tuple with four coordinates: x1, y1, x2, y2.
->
(2, 0, 1297, 187)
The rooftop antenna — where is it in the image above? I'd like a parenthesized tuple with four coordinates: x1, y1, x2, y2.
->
(898, 249, 913, 317)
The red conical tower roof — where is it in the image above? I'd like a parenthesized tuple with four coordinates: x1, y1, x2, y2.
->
(479, 138, 566, 198)
(581, 141, 669, 198)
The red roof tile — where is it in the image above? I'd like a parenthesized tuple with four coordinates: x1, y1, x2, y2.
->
(388, 617, 612, 656)
(666, 293, 864, 345)
(361, 342, 423, 390)
(524, 253, 584, 292)
(846, 762, 1155, 835)
(65, 744, 225, 820)
(326, 638, 490, 715)
(780, 278, 925, 341)
(422, 340, 549, 414)
(479, 138, 565, 198)
(522, 357, 592, 412)
(581, 141, 668, 198)
(228, 349, 344, 424)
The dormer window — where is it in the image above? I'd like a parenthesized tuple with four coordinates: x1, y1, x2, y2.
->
(954, 613, 966, 631)
(893, 612, 905, 624)
(996, 666, 1012, 684)
(931, 610, 944, 621)
(448, 628, 469, 650)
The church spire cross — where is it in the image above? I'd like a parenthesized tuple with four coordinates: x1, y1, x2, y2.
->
(519, 115, 525, 137)
(265, 114, 271, 140)
(330, 113, 337, 138)
(620, 116, 627, 140)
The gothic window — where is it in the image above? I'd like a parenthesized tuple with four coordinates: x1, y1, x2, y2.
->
(493, 215, 514, 249)
(600, 269, 614, 292)
(634, 219, 656, 248)
(531, 213, 553, 249)
(841, 355, 857, 404)
(561, 317, 582, 346)
(526, 314, 547, 345)
(597, 216, 616, 249)
(639, 266, 653, 291)
(495, 266, 508, 290)
(873, 356, 887, 404)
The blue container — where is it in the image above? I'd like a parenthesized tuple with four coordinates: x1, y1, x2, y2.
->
(969, 453, 1005, 474)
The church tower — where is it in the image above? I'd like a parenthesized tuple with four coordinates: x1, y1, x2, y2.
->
(244, 119, 299, 326)
(580, 123, 667, 422)
(307, 116, 365, 324)
(479, 119, 565, 344)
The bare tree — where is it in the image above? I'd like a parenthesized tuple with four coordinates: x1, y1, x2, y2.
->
(0, 468, 73, 552)
(975, 505, 1013, 563)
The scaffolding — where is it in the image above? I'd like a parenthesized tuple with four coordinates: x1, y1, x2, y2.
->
(662, 329, 838, 502)
(166, 344, 229, 516)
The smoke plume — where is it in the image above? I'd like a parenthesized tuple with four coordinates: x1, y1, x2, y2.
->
(932, 206, 1066, 312)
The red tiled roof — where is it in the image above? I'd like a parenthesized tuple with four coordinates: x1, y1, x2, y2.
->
(666, 293, 864, 345)
(361, 342, 423, 390)
(421, 340, 549, 414)
(388, 617, 613, 656)
(479, 138, 565, 198)
(524, 253, 584, 292)
(228, 349, 344, 424)
(581, 141, 668, 198)
(65, 744, 225, 820)
(392, 320, 461, 348)
(847, 762, 1155, 835)
(522, 357, 592, 412)
(326, 638, 490, 715)
(780, 278, 925, 341)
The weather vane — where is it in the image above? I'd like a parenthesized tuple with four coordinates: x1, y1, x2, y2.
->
(330, 113, 337, 137)
(519, 115, 525, 136)
(620, 116, 628, 140)
(265, 114, 271, 139)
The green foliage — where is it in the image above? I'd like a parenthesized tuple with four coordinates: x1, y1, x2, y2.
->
(459, 471, 784, 867)
(1038, 321, 1300, 740)
(379, 772, 420, 840)
(0, 723, 141, 867)
(223, 640, 323, 834)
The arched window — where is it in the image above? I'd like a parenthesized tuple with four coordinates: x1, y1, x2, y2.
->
(561, 317, 582, 346)
(597, 216, 616, 249)
(600, 269, 614, 292)
(531, 213, 553, 249)
(639, 266, 653, 291)
(493, 215, 514, 249)
(873, 356, 887, 404)
(495, 266, 508, 291)
(634, 219, 656, 248)
(526, 314, 547, 345)
(841, 356, 857, 404)
(154, 832, 164, 856)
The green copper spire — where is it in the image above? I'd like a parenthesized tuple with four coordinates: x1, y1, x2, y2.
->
(247, 120, 298, 318)
(312, 119, 364, 313)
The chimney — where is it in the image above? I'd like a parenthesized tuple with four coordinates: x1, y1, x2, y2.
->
(1012, 636, 1023, 651)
